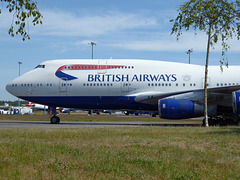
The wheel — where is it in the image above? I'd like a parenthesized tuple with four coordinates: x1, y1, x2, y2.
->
(50, 116, 60, 124)
(237, 120, 240, 126)
(124, 111, 129, 115)
(202, 118, 206, 126)
(152, 113, 156, 117)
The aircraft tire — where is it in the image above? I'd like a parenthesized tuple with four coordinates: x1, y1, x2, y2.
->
(237, 120, 240, 126)
(51, 116, 60, 124)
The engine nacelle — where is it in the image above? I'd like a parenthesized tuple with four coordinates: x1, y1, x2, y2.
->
(232, 91, 240, 115)
(158, 99, 203, 119)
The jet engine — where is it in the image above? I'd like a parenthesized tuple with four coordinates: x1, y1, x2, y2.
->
(232, 91, 240, 115)
(158, 99, 204, 119)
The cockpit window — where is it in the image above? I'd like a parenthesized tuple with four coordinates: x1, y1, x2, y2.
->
(35, 65, 45, 69)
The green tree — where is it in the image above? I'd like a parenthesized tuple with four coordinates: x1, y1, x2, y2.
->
(171, 0, 240, 127)
(0, 0, 42, 41)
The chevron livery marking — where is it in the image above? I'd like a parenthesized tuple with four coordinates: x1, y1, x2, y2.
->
(55, 64, 125, 81)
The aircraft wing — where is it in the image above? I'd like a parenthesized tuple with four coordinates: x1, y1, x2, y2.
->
(133, 90, 193, 105)
(133, 85, 240, 105)
(207, 85, 240, 94)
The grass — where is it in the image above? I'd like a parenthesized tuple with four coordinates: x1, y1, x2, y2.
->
(0, 127, 240, 179)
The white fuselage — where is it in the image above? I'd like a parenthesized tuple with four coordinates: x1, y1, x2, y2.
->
(6, 59, 240, 111)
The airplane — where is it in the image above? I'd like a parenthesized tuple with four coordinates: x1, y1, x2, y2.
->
(26, 102, 48, 110)
(0, 103, 10, 111)
(26, 102, 71, 113)
(5, 59, 240, 125)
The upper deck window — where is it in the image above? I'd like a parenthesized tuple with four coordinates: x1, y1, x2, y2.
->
(35, 65, 45, 69)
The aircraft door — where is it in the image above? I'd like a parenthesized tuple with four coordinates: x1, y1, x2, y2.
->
(121, 82, 129, 92)
(59, 77, 68, 92)
(98, 60, 107, 74)
(121, 75, 129, 92)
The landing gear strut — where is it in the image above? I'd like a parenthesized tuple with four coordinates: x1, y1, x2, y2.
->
(49, 107, 60, 124)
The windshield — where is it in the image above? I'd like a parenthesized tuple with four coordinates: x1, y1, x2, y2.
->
(35, 64, 45, 69)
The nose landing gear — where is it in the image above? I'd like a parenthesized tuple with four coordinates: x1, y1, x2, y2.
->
(50, 116, 60, 124)
(49, 107, 60, 124)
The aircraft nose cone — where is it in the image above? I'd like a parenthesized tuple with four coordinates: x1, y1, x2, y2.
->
(5, 83, 9, 92)
(6, 80, 20, 97)
(6, 82, 14, 96)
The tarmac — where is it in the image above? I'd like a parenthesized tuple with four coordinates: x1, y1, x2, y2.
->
(0, 120, 202, 129)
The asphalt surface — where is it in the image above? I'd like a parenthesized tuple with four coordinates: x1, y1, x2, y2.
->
(0, 120, 202, 129)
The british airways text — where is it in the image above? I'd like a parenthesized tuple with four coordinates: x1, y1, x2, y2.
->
(88, 74, 177, 82)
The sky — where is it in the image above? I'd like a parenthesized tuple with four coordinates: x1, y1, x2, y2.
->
(1, 0, 240, 101)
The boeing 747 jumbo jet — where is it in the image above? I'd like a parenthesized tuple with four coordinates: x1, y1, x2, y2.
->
(5, 59, 240, 125)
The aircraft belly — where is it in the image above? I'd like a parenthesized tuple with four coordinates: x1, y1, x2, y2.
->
(18, 96, 157, 111)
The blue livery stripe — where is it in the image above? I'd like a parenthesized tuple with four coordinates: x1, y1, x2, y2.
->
(55, 71, 77, 81)
(19, 96, 157, 111)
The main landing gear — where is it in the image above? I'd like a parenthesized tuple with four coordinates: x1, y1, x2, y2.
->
(203, 115, 240, 126)
(49, 107, 60, 124)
